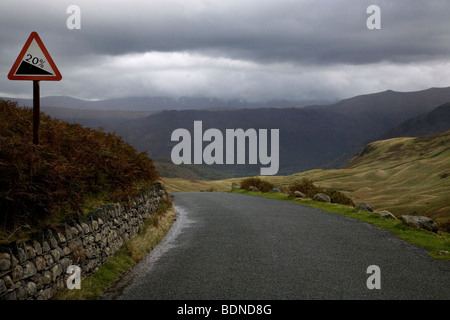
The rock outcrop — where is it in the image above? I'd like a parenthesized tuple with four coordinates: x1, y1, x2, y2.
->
(313, 193, 331, 203)
(356, 203, 374, 212)
(374, 210, 397, 220)
(400, 215, 439, 233)
(294, 191, 307, 198)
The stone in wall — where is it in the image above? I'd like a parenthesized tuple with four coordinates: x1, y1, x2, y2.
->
(0, 183, 166, 300)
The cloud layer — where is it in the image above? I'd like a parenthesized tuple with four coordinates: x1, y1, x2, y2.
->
(1, 0, 449, 102)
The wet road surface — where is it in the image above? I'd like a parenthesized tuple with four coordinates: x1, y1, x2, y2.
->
(103, 192, 450, 300)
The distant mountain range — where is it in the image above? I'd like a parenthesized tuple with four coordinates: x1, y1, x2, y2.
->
(112, 87, 450, 177)
(3, 95, 331, 111)
(4, 87, 450, 178)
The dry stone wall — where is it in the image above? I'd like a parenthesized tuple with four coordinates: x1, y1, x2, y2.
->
(0, 183, 166, 300)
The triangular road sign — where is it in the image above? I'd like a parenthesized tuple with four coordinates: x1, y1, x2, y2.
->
(8, 31, 62, 81)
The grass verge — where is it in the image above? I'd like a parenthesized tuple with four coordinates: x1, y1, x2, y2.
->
(231, 189, 450, 261)
(55, 198, 176, 300)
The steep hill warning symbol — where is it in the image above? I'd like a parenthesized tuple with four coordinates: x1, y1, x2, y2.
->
(8, 31, 62, 81)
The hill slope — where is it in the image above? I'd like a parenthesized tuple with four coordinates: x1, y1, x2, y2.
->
(113, 107, 367, 176)
(326, 102, 450, 169)
(164, 130, 450, 225)
(378, 102, 450, 140)
(275, 130, 450, 225)
(0, 99, 159, 235)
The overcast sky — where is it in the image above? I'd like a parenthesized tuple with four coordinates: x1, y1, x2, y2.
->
(1, 0, 449, 102)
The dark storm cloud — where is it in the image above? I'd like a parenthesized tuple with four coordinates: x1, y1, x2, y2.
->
(1, 0, 449, 101)
(4, 0, 447, 63)
(65, 0, 449, 65)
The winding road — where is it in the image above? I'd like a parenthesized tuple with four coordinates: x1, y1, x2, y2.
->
(104, 192, 450, 300)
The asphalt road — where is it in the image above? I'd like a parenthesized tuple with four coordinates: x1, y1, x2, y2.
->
(104, 192, 450, 300)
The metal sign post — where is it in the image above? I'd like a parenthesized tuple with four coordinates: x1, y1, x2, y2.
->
(33, 80, 40, 145)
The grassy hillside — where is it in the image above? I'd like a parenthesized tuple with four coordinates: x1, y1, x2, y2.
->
(0, 100, 159, 240)
(163, 130, 450, 226)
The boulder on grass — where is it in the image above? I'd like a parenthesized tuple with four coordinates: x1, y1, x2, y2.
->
(356, 203, 374, 212)
(400, 215, 438, 232)
(294, 191, 307, 198)
(374, 210, 397, 220)
(313, 193, 331, 203)
(400, 215, 439, 233)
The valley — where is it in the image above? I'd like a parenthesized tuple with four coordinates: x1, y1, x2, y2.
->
(6, 86, 449, 179)
(162, 130, 450, 226)
(3, 87, 450, 225)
